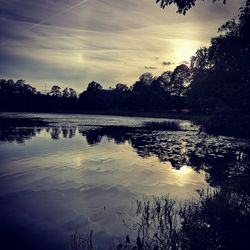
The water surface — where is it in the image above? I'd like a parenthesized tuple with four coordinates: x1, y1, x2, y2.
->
(0, 113, 249, 249)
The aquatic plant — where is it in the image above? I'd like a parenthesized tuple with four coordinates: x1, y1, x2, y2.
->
(71, 188, 250, 250)
(143, 121, 182, 131)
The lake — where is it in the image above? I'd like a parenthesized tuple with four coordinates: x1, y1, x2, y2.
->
(0, 113, 249, 249)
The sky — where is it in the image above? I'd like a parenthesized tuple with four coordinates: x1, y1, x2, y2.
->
(0, 0, 245, 92)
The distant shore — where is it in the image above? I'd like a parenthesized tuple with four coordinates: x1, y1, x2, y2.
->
(0, 110, 208, 122)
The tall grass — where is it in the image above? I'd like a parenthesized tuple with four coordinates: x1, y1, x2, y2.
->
(71, 188, 250, 249)
(71, 230, 93, 250)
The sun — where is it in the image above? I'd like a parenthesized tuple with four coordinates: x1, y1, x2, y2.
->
(173, 39, 200, 63)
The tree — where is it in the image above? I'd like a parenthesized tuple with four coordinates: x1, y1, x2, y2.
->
(86, 81, 102, 93)
(50, 85, 62, 97)
(14, 80, 37, 95)
(189, 0, 250, 111)
(170, 64, 190, 96)
(62, 88, 77, 98)
(132, 73, 154, 94)
(139, 72, 154, 86)
(155, 0, 226, 14)
(115, 83, 129, 92)
(156, 71, 172, 96)
(187, 0, 250, 136)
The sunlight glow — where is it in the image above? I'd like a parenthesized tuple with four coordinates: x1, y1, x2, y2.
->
(179, 165, 192, 175)
(78, 52, 85, 65)
(75, 156, 86, 167)
(173, 39, 200, 63)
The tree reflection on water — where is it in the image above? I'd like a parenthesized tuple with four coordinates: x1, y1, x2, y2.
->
(1, 118, 250, 189)
(0, 117, 250, 249)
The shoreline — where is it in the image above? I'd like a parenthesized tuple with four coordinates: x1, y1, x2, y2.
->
(0, 110, 208, 122)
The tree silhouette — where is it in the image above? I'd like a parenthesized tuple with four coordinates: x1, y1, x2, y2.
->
(62, 88, 77, 98)
(0, 79, 38, 111)
(157, 71, 172, 94)
(187, 0, 250, 136)
(115, 83, 129, 92)
(170, 64, 190, 96)
(50, 85, 62, 97)
(156, 0, 226, 14)
(86, 81, 103, 93)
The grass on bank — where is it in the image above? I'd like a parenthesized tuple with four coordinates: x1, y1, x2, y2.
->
(71, 188, 250, 250)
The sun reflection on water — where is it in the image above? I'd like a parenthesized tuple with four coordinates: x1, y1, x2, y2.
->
(179, 165, 192, 175)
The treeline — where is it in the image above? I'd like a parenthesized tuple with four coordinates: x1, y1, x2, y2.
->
(0, 63, 190, 113)
(78, 64, 190, 112)
(0, 1, 249, 137)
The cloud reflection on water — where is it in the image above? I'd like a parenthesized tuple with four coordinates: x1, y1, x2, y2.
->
(0, 114, 249, 249)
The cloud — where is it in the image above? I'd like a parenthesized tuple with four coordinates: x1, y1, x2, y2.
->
(162, 61, 174, 66)
(0, 0, 245, 91)
(145, 66, 158, 70)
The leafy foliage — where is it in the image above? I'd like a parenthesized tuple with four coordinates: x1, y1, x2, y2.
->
(187, 0, 250, 136)
(156, 0, 226, 14)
